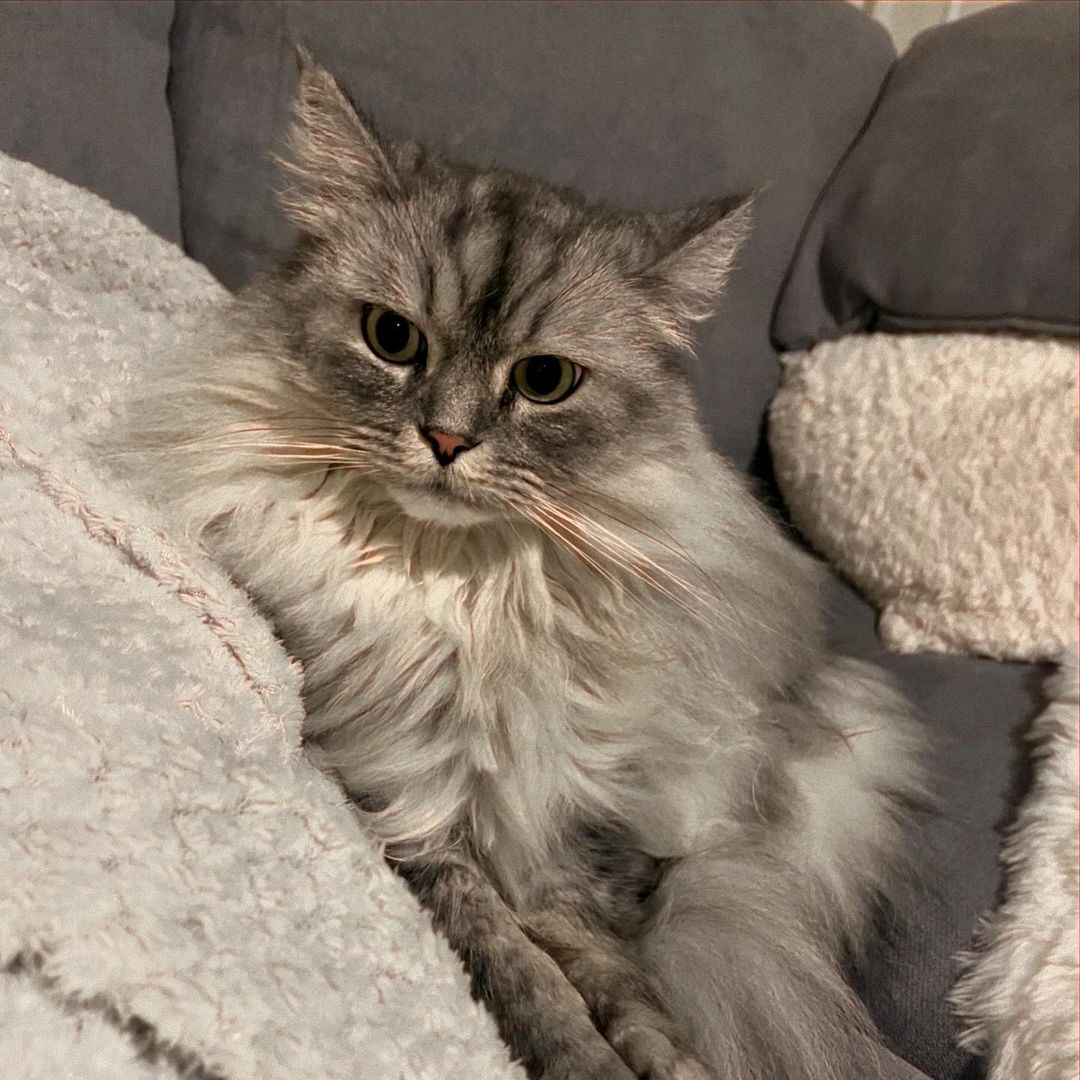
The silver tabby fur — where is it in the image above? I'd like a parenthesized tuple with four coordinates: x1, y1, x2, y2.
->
(124, 54, 929, 1080)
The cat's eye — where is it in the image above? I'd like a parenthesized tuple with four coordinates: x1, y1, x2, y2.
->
(511, 355, 583, 404)
(361, 304, 426, 365)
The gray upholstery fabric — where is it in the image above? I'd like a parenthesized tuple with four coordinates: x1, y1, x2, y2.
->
(772, 0, 1080, 350)
(166, 0, 895, 469)
(0, 0, 181, 244)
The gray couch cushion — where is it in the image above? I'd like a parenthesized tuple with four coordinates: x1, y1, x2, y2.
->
(166, 0, 895, 469)
(772, 0, 1080, 350)
(0, 0, 181, 244)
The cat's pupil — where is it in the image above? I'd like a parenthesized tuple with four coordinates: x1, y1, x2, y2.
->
(524, 355, 563, 396)
(376, 311, 411, 355)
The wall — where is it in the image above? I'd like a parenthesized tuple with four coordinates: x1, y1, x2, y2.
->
(853, 0, 1014, 52)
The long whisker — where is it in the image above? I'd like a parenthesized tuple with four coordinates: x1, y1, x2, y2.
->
(540, 500, 717, 605)
(545, 477, 738, 601)
(531, 502, 729, 632)
(544, 478, 772, 641)
(221, 420, 391, 443)
(223, 441, 373, 454)
(195, 449, 369, 465)
(536, 501, 715, 606)
(529, 503, 695, 614)
(134, 415, 389, 451)
(155, 433, 378, 460)
(219, 439, 371, 451)
(518, 506, 624, 592)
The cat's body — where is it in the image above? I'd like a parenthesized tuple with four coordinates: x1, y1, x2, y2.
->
(124, 55, 928, 1080)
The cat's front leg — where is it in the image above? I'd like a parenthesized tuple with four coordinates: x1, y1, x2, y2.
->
(526, 905, 713, 1080)
(399, 854, 636, 1080)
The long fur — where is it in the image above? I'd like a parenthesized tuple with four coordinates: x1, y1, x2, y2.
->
(113, 55, 929, 1080)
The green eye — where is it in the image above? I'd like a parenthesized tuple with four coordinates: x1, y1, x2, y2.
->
(511, 355, 583, 404)
(361, 304, 426, 365)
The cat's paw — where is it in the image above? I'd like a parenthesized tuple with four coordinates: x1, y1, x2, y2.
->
(538, 1058, 636, 1080)
(607, 1021, 714, 1080)
(537, 1040, 637, 1080)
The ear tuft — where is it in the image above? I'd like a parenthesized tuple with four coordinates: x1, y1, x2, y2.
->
(648, 195, 754, 327)
(278, 47, 395, 232)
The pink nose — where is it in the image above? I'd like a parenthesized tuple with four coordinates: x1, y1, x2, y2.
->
(420, 427, 476, 466)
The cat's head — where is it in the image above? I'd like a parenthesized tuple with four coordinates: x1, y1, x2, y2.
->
(251, 53, 750, 528)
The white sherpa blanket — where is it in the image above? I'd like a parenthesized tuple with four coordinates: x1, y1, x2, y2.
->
(0, 153, 524, 1080)
(769, 332, 1079, 1080)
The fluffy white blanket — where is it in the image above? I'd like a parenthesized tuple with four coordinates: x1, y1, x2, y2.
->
(769, 333, 1078, 664)
(0, 153, 523, 1080)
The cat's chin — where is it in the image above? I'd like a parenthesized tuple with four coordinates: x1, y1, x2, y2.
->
(388, 485, 499, 529)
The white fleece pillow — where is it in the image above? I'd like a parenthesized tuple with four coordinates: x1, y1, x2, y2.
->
(768, 332, 1078, 663)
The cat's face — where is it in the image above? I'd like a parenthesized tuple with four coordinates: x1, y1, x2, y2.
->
(256, 56, 750, 528)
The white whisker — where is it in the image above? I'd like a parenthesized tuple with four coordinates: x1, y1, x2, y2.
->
(516, 506, 623, 592)
(532, 500, 731, 632)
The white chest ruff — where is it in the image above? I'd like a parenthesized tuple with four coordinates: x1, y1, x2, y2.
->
(234, 489, 671, 877)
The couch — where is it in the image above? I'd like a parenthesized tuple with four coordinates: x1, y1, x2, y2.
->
(2, 3, 1076, 1078)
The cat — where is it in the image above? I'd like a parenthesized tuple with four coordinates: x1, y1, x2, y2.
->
(122, 51, 929, 1080)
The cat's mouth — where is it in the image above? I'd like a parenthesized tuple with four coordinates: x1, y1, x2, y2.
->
(387, 482, 499, 528)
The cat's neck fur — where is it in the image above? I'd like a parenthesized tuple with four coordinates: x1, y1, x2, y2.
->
(206, 462, 745, 896)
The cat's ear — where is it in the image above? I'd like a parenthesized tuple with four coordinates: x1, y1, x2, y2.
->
(645, 195, 754, 331)
(278, 47, 396, 232)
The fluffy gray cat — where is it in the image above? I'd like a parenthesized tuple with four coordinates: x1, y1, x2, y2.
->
(126, 54, 928, 1080)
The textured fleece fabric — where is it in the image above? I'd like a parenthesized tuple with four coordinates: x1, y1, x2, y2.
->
(769, 333, 1078, 663)
(0, 153, 523, 1080)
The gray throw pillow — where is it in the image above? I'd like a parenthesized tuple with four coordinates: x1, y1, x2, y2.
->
(166, 0, 894, 468)
(0, 0, 181, 244)
(772, 0, 1080, 350)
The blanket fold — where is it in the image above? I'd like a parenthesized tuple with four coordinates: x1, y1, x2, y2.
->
(0, 153, 522, 1080)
